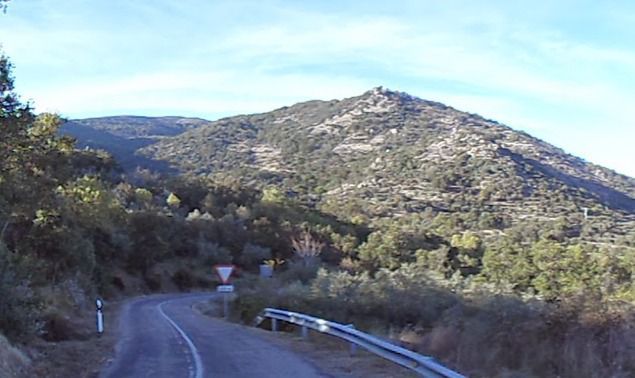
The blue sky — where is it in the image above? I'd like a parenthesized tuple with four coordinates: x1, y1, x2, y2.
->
(0, 0, 633, 177)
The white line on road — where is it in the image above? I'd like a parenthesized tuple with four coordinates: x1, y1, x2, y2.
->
(158, 300, 204, 378)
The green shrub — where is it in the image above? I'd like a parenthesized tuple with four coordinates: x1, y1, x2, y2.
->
(40, 311, 87, 342)
(0, 245, 39, 341)
(238, 243, 271, 268)
(172, 269, 194, 291)
(278, 261, 320, 284)
(144, 274, 162, 292)
(234, 276, 312, 322)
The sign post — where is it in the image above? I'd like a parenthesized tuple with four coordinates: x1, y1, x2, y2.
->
(214, 264, 235, 319)
(96, 298, 104, 336)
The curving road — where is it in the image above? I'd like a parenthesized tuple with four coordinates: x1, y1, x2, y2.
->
(100, 293, 327, 378)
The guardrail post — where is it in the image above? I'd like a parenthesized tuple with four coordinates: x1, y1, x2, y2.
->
(271, 318, 278, 332)
(301, 325, 308, 340)
(347, 324, 357, 355)
(223, 293, 229, 320)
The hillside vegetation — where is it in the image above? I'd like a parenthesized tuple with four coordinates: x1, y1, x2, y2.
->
(3, 52, 635, 376)
(68, 87, 635, 248)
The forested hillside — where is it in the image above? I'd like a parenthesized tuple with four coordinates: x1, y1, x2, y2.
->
(66, 87, 635, 249)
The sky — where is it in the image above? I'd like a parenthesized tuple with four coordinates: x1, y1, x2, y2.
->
(0, 0, 633, 177)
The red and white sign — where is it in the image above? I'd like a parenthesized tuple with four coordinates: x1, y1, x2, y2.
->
(214, 264, 235, 284)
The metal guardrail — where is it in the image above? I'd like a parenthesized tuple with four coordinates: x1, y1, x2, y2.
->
(255, 308, 465, 378)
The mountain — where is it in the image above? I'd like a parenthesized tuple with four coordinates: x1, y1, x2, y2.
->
(61, 88, 635, 244)
(60, 116, 209, 171)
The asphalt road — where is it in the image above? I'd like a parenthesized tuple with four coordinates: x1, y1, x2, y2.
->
(100, 293, 327, 378)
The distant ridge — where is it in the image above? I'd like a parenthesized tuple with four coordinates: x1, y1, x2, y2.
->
(60, 115, 210, 171)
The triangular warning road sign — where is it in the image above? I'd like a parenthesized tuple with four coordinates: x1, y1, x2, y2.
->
(214, 265, 234, 284)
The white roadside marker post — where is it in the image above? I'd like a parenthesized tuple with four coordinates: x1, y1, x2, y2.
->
(96, 298, 104, 336)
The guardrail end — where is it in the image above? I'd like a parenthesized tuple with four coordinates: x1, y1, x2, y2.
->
(253, 315, 265, 327)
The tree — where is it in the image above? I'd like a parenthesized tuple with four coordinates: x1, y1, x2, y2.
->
(0, 54, 52, 247)
(239, 243, 271, 267)
(357, 226, 419, 271)
(126, 212, 173, 273)
(449, 231, 483, 276)
(291, 231, 323, 267)
(481, 239, 535, 292)
(166, 192, 181, 208)
(134, 188, 153, 208)
(261, 186, 285, 204)
(530, 241, 604, 300)
(0, 53, 32, 184)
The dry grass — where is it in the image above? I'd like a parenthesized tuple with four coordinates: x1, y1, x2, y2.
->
(234, 271, 635, 377)
(414, 300, 635, 378)
(194, 298, 418, 377)
(252, 324, 419, 377)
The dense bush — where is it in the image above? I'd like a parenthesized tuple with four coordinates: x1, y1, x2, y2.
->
(237, 265, 635, 377)
(0, 244, 39, 341)
(172, 268, 195, 290)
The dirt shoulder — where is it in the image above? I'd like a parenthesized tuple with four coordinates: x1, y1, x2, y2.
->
(248, 327, 419, 378)
(24, 300, 121, 378)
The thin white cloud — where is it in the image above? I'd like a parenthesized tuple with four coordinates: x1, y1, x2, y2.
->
(34, 70, 370, 117)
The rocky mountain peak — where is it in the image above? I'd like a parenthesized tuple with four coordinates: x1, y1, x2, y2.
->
(368, 85, 391, 96)
(362, 86, 414, 104)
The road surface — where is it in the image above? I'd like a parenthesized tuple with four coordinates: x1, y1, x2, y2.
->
(100, 293, 327, 378)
